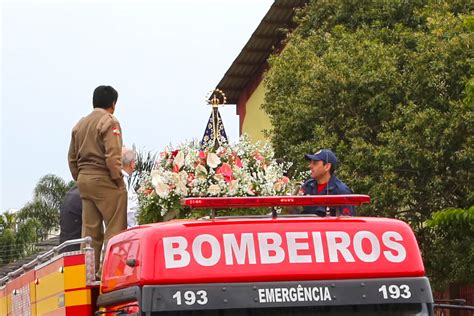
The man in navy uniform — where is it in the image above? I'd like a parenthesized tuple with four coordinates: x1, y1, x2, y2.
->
(301, 149, 354, 216)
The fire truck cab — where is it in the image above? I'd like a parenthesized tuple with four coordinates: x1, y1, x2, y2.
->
(98, 195, 434, 315)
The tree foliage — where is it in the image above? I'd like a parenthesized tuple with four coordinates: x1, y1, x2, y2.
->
(0, 174, 73, 265)
(17, 174, 74, 239)
(263, 0, 473, 223)
(32, 174, 74, 211)
(262, 0, 473, 287)
(0, 211, 41, 265)
(424, 206, 474, 289)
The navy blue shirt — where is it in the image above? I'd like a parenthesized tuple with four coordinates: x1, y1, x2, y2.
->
(59, 185, 82, 252)
(301, 175, 355, 216)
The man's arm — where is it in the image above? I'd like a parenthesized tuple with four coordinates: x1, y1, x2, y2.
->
(67, 130, 79, 181)
(101, 117, 123, 182)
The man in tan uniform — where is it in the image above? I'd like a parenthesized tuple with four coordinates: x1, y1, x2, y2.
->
(68, 85, 127, 274)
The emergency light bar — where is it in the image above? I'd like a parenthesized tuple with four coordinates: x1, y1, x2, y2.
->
(181, 195, 370, 209)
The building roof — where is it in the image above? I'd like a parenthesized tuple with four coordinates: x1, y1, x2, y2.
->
(214, 0, 307, 104)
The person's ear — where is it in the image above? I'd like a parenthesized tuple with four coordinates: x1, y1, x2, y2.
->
(325, 163, 332, 172)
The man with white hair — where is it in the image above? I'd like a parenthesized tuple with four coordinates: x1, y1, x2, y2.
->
(122, 147, 139, 228)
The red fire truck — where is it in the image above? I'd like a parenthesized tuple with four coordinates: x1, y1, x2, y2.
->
(1, 195, 436, 315)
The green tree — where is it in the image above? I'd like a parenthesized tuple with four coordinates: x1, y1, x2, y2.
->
(0, 212, 19, 264)
(0, 212, 41, 265)
(0, 174, 72, 265)
(33, 174, 74, 210)
(263, 0, 473, 223)
(17, 174, 73, 239)
(424, 206, 474, 289)
(263, 0, 473, 286)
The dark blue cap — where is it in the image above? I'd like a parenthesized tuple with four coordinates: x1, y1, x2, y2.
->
(305, 149, 337, 166)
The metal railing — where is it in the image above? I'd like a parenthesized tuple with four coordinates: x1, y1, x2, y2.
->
(0, 236, 92, 286)
(434, 299, 474, 312)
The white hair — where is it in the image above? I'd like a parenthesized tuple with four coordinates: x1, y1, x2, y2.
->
(122, 147, 137, 166)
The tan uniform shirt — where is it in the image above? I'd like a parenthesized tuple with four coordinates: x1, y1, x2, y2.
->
(68, 108, 123, 181)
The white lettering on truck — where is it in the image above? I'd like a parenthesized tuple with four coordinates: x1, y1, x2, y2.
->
(223, 233, 256, 265)
(257, 285, 332, 303)
(162, 231, 407, 269)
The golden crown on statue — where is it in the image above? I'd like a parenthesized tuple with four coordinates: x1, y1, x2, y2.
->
(205, 89, 227, 108)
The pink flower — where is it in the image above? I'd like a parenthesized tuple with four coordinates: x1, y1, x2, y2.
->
(171, 150, 179, 157)
(234, 156, 243, 168)
(281, 176, 289, 184)
(143, 188, 154, 196)
(216, 163, 233, 183)
(187, 173, 195, 183)
(217, 147, 227, 157)
(199, 151, 207, 159)
(172, 163, 180, 173)
(254, 151, 264, 161)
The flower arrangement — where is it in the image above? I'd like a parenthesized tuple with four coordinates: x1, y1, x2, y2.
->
(137, 135, 298, 223)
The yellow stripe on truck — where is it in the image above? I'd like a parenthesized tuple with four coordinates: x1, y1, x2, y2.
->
(0, 287, 7, 316)
(35, 269, 64, 302)
(64, 264, 86, 290)
(65, 289, 92, 306)
(35, 293, 65, 315)
(30, 280, 37, 316)
(35, 254, 90, 315)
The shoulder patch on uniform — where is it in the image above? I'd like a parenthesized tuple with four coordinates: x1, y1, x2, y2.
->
(112, 126, 121, 136)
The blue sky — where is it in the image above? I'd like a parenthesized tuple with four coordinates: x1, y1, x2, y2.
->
(1, 0, 273, 211)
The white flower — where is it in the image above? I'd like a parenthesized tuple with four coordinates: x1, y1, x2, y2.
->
(174, 151, 185, 169)
(155, 182, 170, 198)
(169, 173, 180, 184)
(179, 170, 188, 183)
(151, 170, 162, 187)
(208, 184, 220, 195)
(273, 181, 283, 192)
(185, 151, 198, 167)
(195, 164, 208, 179)
(207, 152, 221, 169)
(176, 181, 188, 196)
(213, 173, 225, 182)
(228, 180, 239, 195)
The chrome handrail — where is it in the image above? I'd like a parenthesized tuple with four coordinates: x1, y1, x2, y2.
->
(0, 236, 92, 286)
